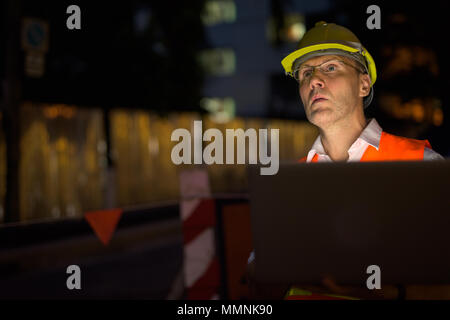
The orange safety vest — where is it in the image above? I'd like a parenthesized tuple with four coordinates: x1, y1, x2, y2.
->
(299, 131, 432, 163)
(287, 131, 432, 300)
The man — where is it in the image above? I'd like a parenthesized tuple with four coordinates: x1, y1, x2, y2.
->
(281, 21, 443, 163)
(247, 21, 445, 300)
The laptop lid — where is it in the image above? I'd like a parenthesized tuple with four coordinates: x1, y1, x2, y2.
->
(249, 160, 450, 286)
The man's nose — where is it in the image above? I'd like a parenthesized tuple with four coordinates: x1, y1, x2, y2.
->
(309, 70, 325, 90)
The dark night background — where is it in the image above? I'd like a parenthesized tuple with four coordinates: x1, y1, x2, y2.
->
(1, 0, 449, 300)
(5, 1, 207, 110)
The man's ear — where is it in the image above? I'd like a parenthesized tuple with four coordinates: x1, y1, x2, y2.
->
(359, 73, 371, 98)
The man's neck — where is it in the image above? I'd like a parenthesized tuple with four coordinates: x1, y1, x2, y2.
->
(319, 115, 369, 162)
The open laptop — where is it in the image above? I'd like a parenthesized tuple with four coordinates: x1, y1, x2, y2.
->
(248, 160, 450, 286)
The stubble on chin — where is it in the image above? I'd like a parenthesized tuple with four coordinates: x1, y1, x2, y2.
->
(307, 107, 339, 129)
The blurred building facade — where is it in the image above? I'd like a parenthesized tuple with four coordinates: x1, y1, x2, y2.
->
(200, 0, 331, 119)
(8, 103, 317, 222)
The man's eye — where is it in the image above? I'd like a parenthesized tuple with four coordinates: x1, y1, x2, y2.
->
(302, 70, 312, 78)
(325, 64, 337, 72)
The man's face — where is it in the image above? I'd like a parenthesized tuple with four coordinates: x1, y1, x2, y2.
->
(297, 54, 371, 129)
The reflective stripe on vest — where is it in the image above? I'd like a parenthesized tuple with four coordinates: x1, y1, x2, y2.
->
(299, 131, 432, 163)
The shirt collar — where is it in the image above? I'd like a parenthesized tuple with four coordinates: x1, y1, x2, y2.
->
(306, 118, 383, 162)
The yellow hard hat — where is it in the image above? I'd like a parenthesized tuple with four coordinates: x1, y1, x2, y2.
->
(281, 21, 377, 107)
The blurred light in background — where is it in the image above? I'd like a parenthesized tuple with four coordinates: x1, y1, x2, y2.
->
(198, 48, 235, 76)
(134, 5, 152, 34)
(381, 45, 439, 79)
(202, 0, 236, 26)
(433, 107, 444, 127)
(20, 103, 106, 222)
(410, 100, 425, 123)
(148, 137, 160, 156)
(51, 206, 61, 218)
(43, 104, 76, 119)
(286, 21, 306, 43)
(200, 97, 236, 123)
(152, 42, 167, 56)
(379, 95, 444, 126)
(267, 13, 305, 44)
(389, 13, 407, 24)
(97, 140, 107, 154)
(66, 204, 77, 218)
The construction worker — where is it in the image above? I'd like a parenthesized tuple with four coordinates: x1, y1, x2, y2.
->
(247, 21, 446, 300)
(281, 21, 444, 163)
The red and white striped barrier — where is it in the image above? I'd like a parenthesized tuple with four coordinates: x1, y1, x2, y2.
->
(179, 169, 220, 300)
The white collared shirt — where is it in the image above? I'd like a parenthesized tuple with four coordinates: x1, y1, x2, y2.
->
(305, 118, 444, 162)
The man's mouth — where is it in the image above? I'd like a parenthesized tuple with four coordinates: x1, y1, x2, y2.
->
(311, 95, 328, 105)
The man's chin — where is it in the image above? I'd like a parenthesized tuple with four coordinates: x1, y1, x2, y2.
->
(308, 110, 336, 128)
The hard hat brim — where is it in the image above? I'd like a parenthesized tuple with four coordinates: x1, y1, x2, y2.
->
(281, 43, 377, 86)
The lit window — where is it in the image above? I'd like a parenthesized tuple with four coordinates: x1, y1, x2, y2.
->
(198, 48, 235, 76)
(202, 0, 236, 26)
(200, 97, 235, 123)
